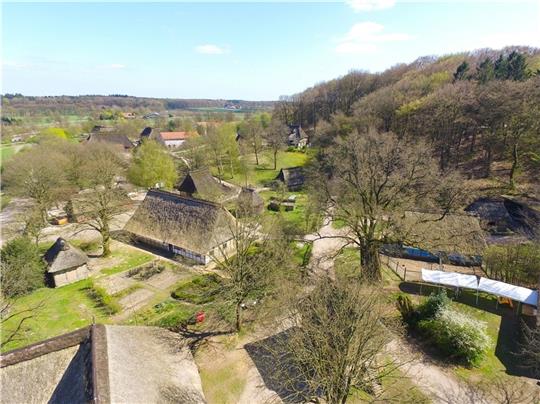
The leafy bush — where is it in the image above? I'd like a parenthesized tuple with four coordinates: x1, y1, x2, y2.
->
(417, 289, 450, 320)
(418, 307, 490, 365)
(0, 237, 46, 297)
(86, 281, 121, 315)
(171, 274, 223, 304)
(396, 294, 417, 325)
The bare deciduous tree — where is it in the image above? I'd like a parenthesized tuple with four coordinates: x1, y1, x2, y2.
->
(313, 131, 466, 281)
(271, 279, 402, 403)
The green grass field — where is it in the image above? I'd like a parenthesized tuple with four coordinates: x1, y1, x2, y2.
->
(1, 278, 105, 352)
(226, 150, 310, 188)
(1, 244, 154, 352)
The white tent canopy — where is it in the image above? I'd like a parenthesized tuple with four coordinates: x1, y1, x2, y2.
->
(421, 269, 478, 289)
(420, 268, 538, 308)
(478, 277, 538, 307)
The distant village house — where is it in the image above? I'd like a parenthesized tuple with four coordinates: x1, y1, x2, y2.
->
(287, 124, 308, 148)
(275, 166, 305, 191)
(159, 131, 195, 148)
(176, 168, 235, 202)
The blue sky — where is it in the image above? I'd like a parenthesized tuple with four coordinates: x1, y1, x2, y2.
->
(2, 1, 539, 100)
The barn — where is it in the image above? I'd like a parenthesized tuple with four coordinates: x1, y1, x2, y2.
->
(124, 189, 236, 264)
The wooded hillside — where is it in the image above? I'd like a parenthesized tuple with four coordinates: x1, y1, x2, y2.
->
(275, 46, 540, 191)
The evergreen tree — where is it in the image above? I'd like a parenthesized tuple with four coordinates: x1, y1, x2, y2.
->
(506, 51, 527, 81)
(494, 54, 509, 80)
(476, 58, 495, 84)
(453, 61, 470, 81)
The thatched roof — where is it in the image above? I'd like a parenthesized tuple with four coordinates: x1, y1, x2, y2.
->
(124, 189, 235, 254)
(85, 133, 133, 149)
(275, 167, 305, 190)
(237, 187, 264, 215)
(465, 196, 540, 239)
(139, 127, 166, 146)
(0, 325, 205, 404)
(395, 211, 486, 256)
(44, 238, 88, 273)
(176, 168, 233, 201)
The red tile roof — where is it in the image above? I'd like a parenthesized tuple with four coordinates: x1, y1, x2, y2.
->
(160, 132, 193, 141)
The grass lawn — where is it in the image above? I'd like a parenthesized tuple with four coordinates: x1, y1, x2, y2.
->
(1, 243, 155, 352)
(0, 144, 24, 166)
(1, 278, 106, 352)
(99, 248, 155, 276)
(226, 150, 310, 188)
(259, 190, 319, 235)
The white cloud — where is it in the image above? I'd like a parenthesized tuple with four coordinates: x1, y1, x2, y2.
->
(109, 63, 126, 69)
(475, 32, 540, 50)
(2, 60, 31, 70)
(336, 22, 412, 54)
(346, 0, 396, 12)
(195, 44, 229, 55)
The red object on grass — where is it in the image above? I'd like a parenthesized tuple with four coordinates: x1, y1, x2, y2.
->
(196, 311, 205, 323)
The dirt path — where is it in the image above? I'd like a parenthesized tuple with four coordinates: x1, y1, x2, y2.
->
(388, 340, 489, 404)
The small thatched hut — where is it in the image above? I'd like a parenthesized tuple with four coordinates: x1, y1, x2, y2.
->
(124, 189, 236, 264)
(44, 238, 89, 287)
(176, 168, 234, 202)
(237, 187, 264, 216)
(275, 167, 305, 191)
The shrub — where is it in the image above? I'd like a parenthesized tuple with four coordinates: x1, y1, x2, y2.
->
(418, 307, 490, 365)
(396, 294, 418, 325)
(417, 289, 450, 320)
(0, 237, 46, 297)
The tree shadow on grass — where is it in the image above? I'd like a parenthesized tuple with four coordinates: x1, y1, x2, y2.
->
(244, 329, 318, 403)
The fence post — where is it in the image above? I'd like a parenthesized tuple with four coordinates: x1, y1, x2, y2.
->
(403, 265, 407, 281)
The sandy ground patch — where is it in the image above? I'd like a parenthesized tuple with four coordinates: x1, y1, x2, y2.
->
(145, 268, 191, 289)
(96, 274, 138, 295)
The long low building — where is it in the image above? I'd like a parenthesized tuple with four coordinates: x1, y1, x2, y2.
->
(124, 189, 236, 264)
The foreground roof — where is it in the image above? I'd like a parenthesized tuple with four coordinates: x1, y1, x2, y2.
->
(0, 325, 205, 404)
(124, 189, 235, 254)
(44, 238, 88, 273)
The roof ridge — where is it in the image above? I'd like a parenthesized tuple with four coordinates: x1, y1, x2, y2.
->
(147, 188, 221, 208)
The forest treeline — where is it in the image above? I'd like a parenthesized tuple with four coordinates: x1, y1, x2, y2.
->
(274, 46, 540, 185)
(1, 94, 274, 117)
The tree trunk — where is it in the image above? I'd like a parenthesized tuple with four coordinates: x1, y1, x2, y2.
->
(273, 149, 278, 170)
(235, 302, 242, 332)
(254, 147, 259, 166)
(509, 142, 518, 189)
(360, 242, 382, 282)
(101, 225, 111, 257)
(484, 143, 493, 178)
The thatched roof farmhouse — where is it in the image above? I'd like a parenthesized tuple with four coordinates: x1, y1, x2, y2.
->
(0, 325, 206, 404)
(85, 133, 133, 150)
(124, 189, 236, 264)
(44, 238, 89, 287)
(176, 168, 234, 202)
